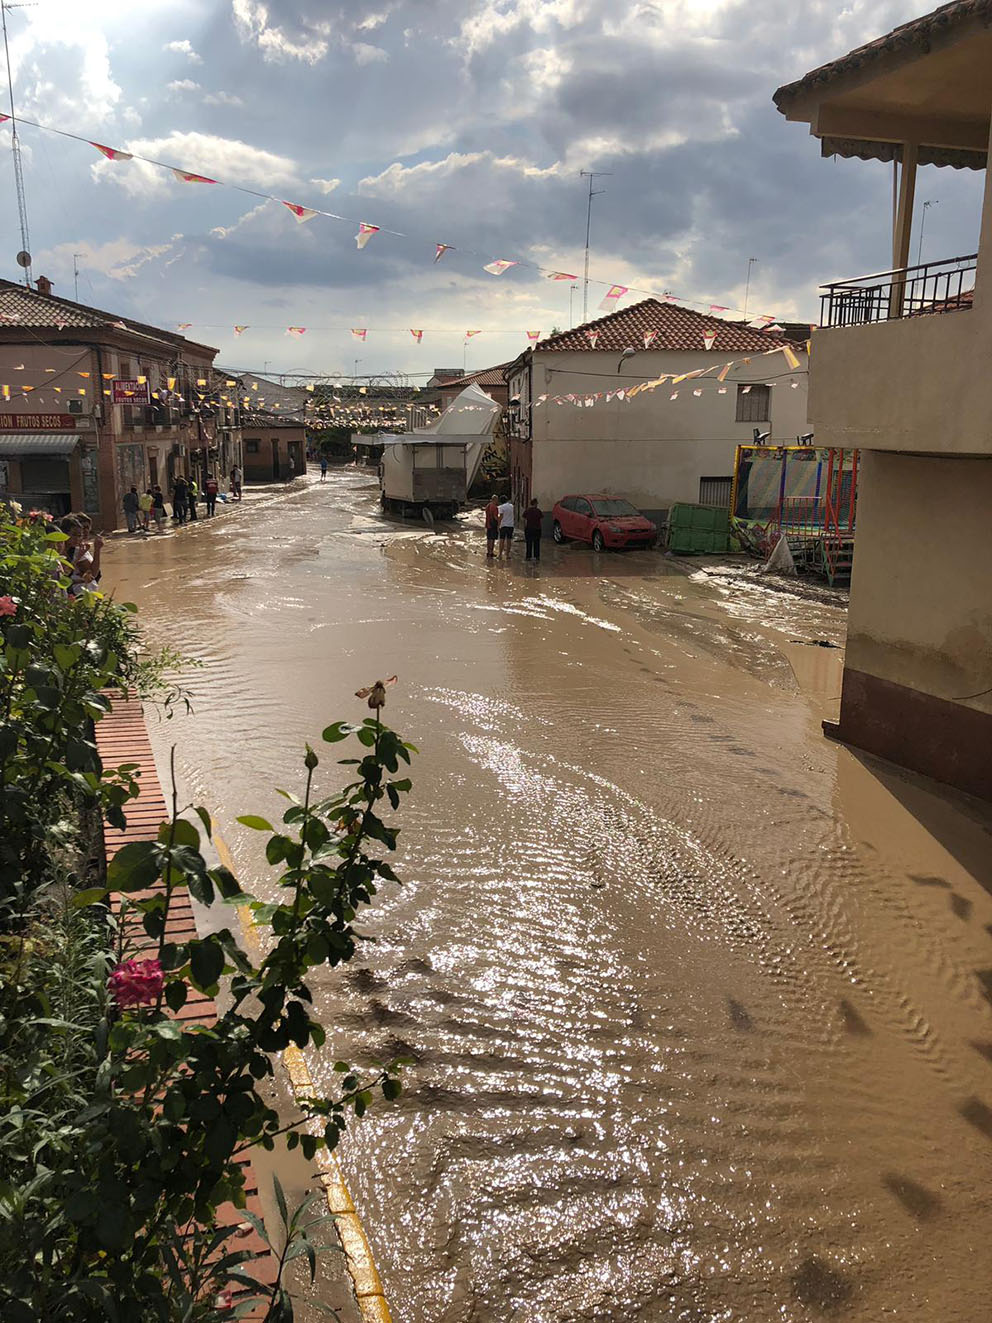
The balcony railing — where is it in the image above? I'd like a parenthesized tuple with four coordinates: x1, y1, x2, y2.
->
(820, 253, 976, 328)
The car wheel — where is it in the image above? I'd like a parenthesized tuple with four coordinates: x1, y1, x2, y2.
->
(552, 520, 566, 543)
(592, 528, 605, 552)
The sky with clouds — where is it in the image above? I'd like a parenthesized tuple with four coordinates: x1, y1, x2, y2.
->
(0, 0, 986, 379)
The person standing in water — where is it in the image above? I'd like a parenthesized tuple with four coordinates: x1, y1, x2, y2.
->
(122, 486, 139, 534)
(320, 455, 328, 481)
(523, 498, 543, 561)
(484, 494, 500, 559)
(497, 497, 515, 561)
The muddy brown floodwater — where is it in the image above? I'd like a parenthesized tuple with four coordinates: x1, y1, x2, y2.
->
(102, 471, 992, 1323)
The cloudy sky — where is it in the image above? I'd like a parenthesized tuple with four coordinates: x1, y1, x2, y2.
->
(1, 0, 985, 378)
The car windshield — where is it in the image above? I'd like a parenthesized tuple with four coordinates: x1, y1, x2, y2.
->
(590, 499, 640, 517)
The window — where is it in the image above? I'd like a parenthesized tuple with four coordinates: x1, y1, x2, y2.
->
(735, 383, 770, 422)
(245, 439, 259, 454)
(574, 498, 593, 516)
(591, 498, 639, 517)
(699, 476, 733, 507)
(118, 358, 132, 380)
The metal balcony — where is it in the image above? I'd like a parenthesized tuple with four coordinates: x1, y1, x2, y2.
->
(820, 253, 976, 327)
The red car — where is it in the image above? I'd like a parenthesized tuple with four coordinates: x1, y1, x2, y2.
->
(552, 494, 657, 551)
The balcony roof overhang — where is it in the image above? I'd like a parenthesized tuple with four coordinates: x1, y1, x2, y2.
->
(774, 0, 992, 169)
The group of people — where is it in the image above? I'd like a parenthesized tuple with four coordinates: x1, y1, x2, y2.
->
(121, 467, 242, 534)
(484, 496, 544, 562)
(58, 513, 103, 596)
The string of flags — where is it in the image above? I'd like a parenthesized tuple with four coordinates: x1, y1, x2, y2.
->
(0, 343, 806, 414)
(0, 111, 787, 327)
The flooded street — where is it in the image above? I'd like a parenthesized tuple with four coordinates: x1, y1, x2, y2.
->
(102, 471, 992, 1322)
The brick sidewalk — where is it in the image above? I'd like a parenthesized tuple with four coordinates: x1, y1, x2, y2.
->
(94, 693, 276, 1318)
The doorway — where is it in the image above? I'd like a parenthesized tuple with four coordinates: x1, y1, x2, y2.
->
(271, 439, 280, 480)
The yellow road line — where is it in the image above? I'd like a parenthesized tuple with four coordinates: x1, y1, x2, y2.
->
(214, 830, 392, 1323)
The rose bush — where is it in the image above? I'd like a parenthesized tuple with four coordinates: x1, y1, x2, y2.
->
(0, 502, 411, 1319)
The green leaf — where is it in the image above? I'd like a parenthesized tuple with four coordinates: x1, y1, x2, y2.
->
(321, 721, 353, 743)
(210, 865, 244, 900)
(71, 886, 109, 908)
(53, 642, 81, 670)
(382, 1077, 402, 1101)
(164, 980, 188, 1012)
(272, 1173, 288, 1226)
(193, 805, 213, 839)
(237, 815, 274, 832)
(304, 743, 319, 770)
(159, 818, 200, 849)
(107, 840, 162, 892)
(189, 939, 225, 992)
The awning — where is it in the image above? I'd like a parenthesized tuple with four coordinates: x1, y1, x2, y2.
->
(0, 434, 81, 457)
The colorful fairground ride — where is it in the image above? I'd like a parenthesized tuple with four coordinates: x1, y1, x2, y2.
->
(731, 437, 859, 585)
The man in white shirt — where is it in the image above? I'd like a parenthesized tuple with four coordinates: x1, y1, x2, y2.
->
(497, 499, 515, 561)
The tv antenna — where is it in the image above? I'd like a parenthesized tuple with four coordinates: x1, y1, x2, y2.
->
(579, 169, 611, 324)
(1, 1, 35, 287)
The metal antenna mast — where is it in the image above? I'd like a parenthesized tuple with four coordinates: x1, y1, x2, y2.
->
(579, 169, 611, 324)
(1, 1, 34, 287)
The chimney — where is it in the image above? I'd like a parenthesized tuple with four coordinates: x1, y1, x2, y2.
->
(35, 276, 53, 297)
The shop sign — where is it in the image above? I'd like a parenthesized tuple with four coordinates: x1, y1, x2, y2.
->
(0, 413, 78, 430)
(112, 379, 151, 405)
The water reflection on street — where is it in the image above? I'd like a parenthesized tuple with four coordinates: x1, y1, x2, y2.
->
(102, 470, 992, 1322)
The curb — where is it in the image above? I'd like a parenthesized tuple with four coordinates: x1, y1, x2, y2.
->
(214, 832, 393, 1323)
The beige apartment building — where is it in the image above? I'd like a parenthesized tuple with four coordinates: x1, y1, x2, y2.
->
(0, 279, 240, 523)
(775, 0, 992, 800)
(506, 299, 809, 524)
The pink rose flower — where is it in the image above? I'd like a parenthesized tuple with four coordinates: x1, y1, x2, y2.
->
(0, 596, 17, 617)
(108, 958, 165, 1008)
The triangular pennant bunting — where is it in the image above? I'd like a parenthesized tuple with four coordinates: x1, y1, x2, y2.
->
(282, 201, 318, 223)
(598, 284, 627, 311)
(91, 142, 133, 162)
(171, 169, 216, 184)
(356, 223, 379, 249)
(483, 259, 518, 276)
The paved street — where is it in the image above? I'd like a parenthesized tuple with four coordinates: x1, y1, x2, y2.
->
(102, 470, 992, 1323)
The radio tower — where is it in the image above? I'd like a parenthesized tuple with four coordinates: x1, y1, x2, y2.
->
(2, 1, 33, 287)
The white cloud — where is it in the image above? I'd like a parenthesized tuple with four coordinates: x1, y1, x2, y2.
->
(310, 177, 342, 194)
(358, 150, 566, 199)
(211, 202, 272, 240)
(92, 131, 299, 199)
(42, 235, 185, 281)
(231, 0, 329, 64)
(167, 79, 200, 95)
(164, 38, 202, 63)
(356, 12, 389, 30)
(352, 42, 389, 65)
(203, 91, 245, 107)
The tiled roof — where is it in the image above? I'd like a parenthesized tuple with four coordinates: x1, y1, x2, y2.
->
(0, 279, 217, 355)
(240, 410, 307, 429)
(532, 299, 782, 354)
(443, 362, 512, 388)
(774, 1, 992, 107)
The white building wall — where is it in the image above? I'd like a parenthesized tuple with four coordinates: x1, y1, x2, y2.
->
(522, 347, 809, 513)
